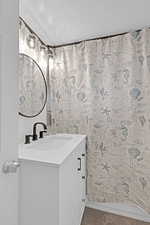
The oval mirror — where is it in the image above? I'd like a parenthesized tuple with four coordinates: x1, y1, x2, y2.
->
(19, 54, 47, 118)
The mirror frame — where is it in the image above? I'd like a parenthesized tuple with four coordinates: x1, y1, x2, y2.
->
(19, 53, 47, 118)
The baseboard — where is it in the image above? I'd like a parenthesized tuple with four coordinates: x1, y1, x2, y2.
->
(86, 201, 150, 223)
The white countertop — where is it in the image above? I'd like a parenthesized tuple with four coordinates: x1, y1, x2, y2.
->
(18, 134, 86, 166)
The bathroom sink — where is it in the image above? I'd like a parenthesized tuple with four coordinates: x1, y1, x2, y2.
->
(19, 134, 86, 166)
(25, 135, 73, 151)
(19, 133, 86, 225)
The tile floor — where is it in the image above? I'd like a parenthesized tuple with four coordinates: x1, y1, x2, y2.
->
(81, 207, 150, 225)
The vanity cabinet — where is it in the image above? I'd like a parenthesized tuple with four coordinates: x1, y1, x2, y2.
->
(19, 136, 86, 225)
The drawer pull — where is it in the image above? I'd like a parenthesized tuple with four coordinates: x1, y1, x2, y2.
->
(82, 153, 85, 157)
(77, 157, 81, 171)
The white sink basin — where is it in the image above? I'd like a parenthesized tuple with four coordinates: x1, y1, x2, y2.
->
(26, 136, 73, 151)
(19, 134, 86, 166)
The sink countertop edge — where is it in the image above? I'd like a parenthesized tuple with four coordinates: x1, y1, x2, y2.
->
(18, 134, 86, 166)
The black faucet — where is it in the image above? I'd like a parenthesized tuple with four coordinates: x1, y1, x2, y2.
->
(32, 122, 47, 141)
(39, 130, 47, 139)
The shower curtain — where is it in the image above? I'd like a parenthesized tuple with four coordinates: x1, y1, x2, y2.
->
(48, 28, 150, 213)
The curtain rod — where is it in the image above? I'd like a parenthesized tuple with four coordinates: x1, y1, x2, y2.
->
(20, 17, 149, 49)
(20, 16, 127, 49)
(50, 32, 128, 49)
(49, 27, 149, 49)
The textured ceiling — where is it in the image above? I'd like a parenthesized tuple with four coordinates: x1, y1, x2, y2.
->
(20, 0, 150, 46)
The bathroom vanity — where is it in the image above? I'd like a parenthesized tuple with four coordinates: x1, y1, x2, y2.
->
(19, 134, 86, 225)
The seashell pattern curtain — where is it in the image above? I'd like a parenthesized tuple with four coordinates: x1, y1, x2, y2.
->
(48, 28, 150, 213)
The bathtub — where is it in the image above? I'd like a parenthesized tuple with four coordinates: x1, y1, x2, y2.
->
(86, 201, 150, 223)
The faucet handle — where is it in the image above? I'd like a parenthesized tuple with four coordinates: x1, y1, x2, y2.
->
(25, 135, 33, 144)
(39, 130, 47, 139)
